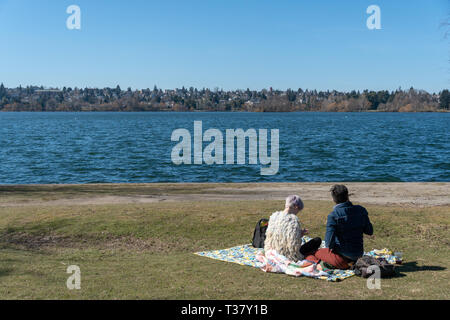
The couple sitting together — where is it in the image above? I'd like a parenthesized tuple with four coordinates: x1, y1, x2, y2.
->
(264, 185, 373, 270)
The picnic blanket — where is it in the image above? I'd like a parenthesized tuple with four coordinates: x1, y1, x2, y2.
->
(194, 236, 402, 282)
(364, 248, 402, 264)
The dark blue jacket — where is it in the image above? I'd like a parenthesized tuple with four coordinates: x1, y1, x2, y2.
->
(325, 201, 373, 261)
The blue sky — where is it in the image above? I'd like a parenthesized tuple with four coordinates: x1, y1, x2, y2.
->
(0, 0, 448, 92)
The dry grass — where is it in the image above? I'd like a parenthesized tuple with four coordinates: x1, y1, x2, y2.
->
(0, 188, 449, 299)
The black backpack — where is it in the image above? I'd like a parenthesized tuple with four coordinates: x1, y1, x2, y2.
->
(252, 218, 269, 248)
(352, 256, 396, 278)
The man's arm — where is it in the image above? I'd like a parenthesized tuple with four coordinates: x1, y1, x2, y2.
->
(363, 208, 373, 236)
(324, 212, 336, 249)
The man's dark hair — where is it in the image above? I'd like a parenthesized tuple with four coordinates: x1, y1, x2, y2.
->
(330, 185, 349, 204)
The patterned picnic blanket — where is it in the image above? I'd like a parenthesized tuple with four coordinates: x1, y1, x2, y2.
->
(194, 236, 402, 282)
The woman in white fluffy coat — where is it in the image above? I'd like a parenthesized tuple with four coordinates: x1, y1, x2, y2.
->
(264, 195, 308, 262)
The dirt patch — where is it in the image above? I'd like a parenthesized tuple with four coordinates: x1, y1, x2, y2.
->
(0, 232, 189, 253)
(1, 182, 449, 207)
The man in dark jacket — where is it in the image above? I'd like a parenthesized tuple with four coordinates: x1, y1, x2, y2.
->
(305, 185, 373, 269)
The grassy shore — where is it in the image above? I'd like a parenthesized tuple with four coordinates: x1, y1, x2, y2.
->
(0, 183, 449, 299)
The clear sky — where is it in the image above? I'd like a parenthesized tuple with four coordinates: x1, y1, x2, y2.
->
(0, 0, 448, 92)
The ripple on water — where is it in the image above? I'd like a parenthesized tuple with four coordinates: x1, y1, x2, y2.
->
(0, 112, 448, 183)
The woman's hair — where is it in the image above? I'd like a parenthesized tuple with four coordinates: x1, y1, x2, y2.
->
(285, 195, 304, 211)
(330, 185, 349, 203)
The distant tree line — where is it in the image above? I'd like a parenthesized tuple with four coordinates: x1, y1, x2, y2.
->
(0, 83, 448, 112)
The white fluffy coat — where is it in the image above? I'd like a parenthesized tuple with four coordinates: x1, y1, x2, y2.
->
(264, 211, 303, 262)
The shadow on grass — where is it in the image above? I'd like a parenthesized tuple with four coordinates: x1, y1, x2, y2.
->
(355, 261, 446, 279)
(0, 268, 13, 277)
(397, 261, 446, 273)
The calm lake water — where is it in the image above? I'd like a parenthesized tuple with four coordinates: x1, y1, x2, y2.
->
(0, 112, 449, 183)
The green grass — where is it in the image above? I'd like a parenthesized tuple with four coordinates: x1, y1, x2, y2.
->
(0, 198, 449, 299)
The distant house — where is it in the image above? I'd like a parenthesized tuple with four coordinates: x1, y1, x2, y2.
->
(35, 89, 62, 93)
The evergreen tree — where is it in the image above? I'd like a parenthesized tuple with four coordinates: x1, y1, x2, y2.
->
(286, 89, 296, 102)
(0, 83, 6, 99)
(439, 89, 450, 109)
(115, 85, 121, 96)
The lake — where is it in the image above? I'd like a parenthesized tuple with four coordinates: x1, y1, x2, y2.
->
(0, 112, 449, 183)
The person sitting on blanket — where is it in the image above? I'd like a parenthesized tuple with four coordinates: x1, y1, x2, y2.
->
(264, 195, 322, 262)
(305, 185, 374, 270)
